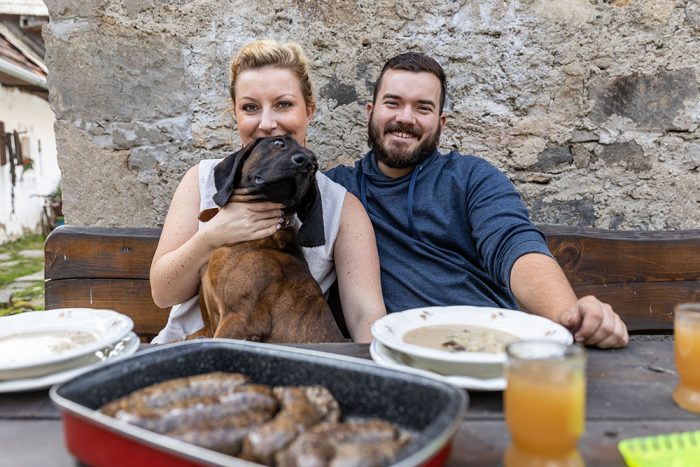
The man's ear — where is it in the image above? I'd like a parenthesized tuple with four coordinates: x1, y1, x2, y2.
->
(366, 103, 374, 122)
(440, 113, 446, 129)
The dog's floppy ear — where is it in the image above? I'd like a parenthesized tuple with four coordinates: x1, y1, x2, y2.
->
(212, 139, 262, 207)
(296, 177, 326, 247)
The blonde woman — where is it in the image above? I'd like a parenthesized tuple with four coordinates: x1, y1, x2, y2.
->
(150, 40, 385, 343)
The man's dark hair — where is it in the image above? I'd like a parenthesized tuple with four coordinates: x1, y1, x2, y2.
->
(372, 52, 447, 114)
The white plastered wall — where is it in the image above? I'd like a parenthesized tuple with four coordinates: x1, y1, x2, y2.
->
(0, 84, 60, 244)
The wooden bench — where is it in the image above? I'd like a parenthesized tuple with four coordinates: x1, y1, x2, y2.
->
(45, 225, 700, 341)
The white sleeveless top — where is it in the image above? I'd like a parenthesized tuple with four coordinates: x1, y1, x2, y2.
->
(152, 159, 346, 344)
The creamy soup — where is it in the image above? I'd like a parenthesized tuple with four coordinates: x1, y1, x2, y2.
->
(403, 324, 519, 353)
(0, 330, 99, 365)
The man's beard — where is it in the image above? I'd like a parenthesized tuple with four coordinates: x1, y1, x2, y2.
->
(367, 114, 441, 170)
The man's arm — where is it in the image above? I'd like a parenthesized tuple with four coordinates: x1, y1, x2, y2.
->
(509, 252, 629, 349)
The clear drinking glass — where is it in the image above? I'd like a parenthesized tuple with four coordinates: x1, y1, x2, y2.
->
(504, 340, 586, 467)
(673, 303, 700, 414)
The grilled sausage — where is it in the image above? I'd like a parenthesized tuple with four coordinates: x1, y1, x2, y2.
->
(276, 419, 402, 467)
(303, 386, 341, 423)
(167, 409, 273, 455)
(99, 372, 408, 467)
(100, 372, 250, 416)
(241, 387, 323, 465)
(330, 440, 405, 467)
(113, 384, 278, 433)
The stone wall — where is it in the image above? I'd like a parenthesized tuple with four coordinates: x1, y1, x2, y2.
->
(43, 0, 700, 229)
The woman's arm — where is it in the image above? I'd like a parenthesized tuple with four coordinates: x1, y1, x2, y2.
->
(150, 164, 284, 307)
(333, 193, 386, 342)
(150, 165, 208, 307)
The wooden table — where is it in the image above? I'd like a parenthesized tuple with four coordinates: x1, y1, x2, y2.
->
(1, 337, 698, 466)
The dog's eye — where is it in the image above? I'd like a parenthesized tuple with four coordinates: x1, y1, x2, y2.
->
(273, 138, 286, 148)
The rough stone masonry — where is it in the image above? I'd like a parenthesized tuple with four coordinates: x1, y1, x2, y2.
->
(42, 0, 700, 230)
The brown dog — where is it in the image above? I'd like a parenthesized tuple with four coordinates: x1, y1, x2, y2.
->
(192, 136, 345, 343)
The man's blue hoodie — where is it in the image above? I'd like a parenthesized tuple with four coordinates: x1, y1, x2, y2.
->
(325, 150, 552, 313)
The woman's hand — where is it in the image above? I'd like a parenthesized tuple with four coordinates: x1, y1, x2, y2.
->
(150, 165, 284, 308)
(199, 201, 284, 249)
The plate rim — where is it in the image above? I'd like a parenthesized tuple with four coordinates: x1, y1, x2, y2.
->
(371, 305, 573, 364)
(0, 308, 134, 374)
(370, 340, 506, 391)
(0, 332, 140, 393)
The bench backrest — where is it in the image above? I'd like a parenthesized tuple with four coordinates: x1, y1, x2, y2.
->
(45, 226, 163, 340)
(539, 226, 700, 333)
(45, 225, 700, 340)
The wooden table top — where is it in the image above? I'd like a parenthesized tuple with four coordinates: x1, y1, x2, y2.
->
(1, 336, 698, 466)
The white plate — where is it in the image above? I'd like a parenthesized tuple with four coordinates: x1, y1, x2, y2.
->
(371, 305, 572, 365)
(0, 332, 140, 393)
(370, 340, 506, 391)
(0, 308, 134, 380)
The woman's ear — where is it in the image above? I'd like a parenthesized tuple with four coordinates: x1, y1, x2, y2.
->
(306, 103, 316, 123)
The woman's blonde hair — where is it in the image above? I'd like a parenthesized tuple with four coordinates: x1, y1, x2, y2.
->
(229, 40, 315, 111)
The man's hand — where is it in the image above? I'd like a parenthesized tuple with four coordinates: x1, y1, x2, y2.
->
(558, 295, 629, 349)
(511, 254, 629, 349)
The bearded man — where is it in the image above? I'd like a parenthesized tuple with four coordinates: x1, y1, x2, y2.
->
(325, 52, 628, 349)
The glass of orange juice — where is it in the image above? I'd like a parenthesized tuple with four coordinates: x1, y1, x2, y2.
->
(504, 341, 586, 467)
(673, 303, 700, 414)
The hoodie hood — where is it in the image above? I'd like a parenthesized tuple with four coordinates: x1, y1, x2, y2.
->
(359, 149, 440, 239)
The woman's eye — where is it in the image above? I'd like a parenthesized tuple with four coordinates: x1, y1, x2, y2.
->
(277, 101, 293, 109)
(241, 103, 258, 112)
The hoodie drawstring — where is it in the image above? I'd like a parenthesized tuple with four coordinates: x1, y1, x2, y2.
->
(359, 164, 422, 240)
(360, 171, 369, 212)
(407, 165, 422, 239)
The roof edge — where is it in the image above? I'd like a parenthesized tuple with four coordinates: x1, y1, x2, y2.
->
(0, 58, 46, 88)
(0, 22, 47, 73)
(0, 1, 48, 16)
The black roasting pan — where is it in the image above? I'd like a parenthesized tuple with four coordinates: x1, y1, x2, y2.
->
(50, 339, 467, 467)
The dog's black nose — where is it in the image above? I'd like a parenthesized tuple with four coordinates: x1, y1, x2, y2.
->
(291, 152, 313, 169)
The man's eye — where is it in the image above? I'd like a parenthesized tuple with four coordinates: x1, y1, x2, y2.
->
(418, 106, 433, 113)
(385, 100, 399, 107)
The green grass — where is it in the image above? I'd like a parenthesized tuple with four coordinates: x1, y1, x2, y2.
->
(0, 234, 44, 287)
(0, 234, 45, 316)
(2, 234, 45, 251)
